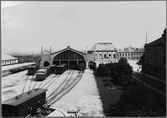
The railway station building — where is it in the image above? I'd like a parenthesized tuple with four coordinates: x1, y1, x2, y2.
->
(40, 46, 87, 70)
(87, 43, 117, 65)
(2, 53, 18, 66)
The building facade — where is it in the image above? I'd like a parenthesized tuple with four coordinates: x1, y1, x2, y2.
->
(117, 46, 144, 60)
(50, 46, 86, 69)
(143, 29, 166, 80)
(90, 43, 117, 63)
(2, 53, 18, 66)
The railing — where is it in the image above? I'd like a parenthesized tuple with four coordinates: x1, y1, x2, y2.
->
(132, 76, 166, 106)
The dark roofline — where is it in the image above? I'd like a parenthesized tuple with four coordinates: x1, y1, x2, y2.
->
(51, 46, 86, 55)
(2, 89, 47, 106)
(145, 28, 166, 47)
(97, 42, 113, 44)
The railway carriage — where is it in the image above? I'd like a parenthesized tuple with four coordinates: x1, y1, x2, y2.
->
(2, 89, 47, 117)
(27, 64, 40, 75)
(56, 64, 67, 74)
(50, 65, 56, 74)
(35, 69, 48, 81)
(78, 63, 85, 71)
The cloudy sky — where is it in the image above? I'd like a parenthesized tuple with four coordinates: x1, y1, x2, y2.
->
(1, 1, 166, 54)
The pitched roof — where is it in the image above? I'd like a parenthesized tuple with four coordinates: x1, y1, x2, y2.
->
(145, 29, 166, 47)
(2, 53, 17, 61)
(51, 46, 86, 56)
(118, 47, 144, 53)
(93, 43, 117, 51)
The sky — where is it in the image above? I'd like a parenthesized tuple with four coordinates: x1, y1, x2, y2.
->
(1, 1, 166, 54)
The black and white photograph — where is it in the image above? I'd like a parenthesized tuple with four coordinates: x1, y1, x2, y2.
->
(1, 1, 166, 117)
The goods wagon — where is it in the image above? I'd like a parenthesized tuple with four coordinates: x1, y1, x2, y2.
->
(56, 64, 67, 74)
(35, 69, 48, 81)
(50, 65, 56, 74)
(10, 65, 29, 73)
(78, 63, 85, 71)
(27, 64, 40, 75)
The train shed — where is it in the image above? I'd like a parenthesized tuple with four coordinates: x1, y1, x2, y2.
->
(50, 46, 86, 70)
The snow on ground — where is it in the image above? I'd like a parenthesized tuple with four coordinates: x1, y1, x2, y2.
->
(52, 69, 105, 117)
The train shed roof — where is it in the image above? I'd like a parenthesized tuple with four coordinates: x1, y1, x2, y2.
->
(2, 89, 47, 106)
(2, 53, 17, 61)
(51, 46, 86, 56)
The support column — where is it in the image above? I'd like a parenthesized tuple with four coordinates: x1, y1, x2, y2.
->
(77, 61, 79, 70)
(68, 61, 70, 69)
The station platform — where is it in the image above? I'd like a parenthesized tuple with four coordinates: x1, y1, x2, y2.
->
(2, 62, 35, 72)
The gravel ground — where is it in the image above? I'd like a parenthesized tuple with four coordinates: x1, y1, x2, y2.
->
(52, 69, 105, 117)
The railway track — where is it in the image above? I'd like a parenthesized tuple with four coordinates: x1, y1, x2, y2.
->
(46, 70, 74, 101)
(47, 70, 83, 105)
(22, 75, 35, 93)
(40, 74, 60, 89)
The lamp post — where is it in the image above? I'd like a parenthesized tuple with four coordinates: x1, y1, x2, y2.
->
(94, 44, 96, 63)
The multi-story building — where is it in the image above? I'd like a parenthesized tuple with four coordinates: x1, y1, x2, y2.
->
(117, 46, 144, 60)
(92, 42, 117, 62)
(143, 29, 166, 80)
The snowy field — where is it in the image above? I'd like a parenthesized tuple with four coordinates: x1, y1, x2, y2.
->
(2, 69, 104, 117)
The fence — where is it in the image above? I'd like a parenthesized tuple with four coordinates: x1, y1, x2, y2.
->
(132, 76, 166, 106)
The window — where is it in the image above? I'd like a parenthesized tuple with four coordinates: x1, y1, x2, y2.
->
(104, 54, 106, 58)
(22, 104, 24, 111)
(109, 54, 111, 56)
(38, 97, 40, 103)
(33, 99, 35, 104)
(28, 101, 30, 109)
(113, 54, 116, 58)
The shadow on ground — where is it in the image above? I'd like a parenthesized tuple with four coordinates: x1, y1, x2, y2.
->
(94, 76, 123, 117)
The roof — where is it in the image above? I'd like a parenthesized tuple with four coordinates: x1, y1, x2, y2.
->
(118, 46, 144, 53)
(93, 43, 117, 51)
(37, 69, 47, 73)
(145, 29, 166, 47)
(2, 89, 47, 106)
(51, 46, 86, 56)
(2, 53, 17, 61)
(57, 64, 66, 67)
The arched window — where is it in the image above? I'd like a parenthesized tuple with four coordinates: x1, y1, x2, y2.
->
(113, 54, 116, 58)
(104, 54, 106, 58)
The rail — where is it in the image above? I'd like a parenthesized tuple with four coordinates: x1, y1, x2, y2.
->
(132, 76, 166, 105)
